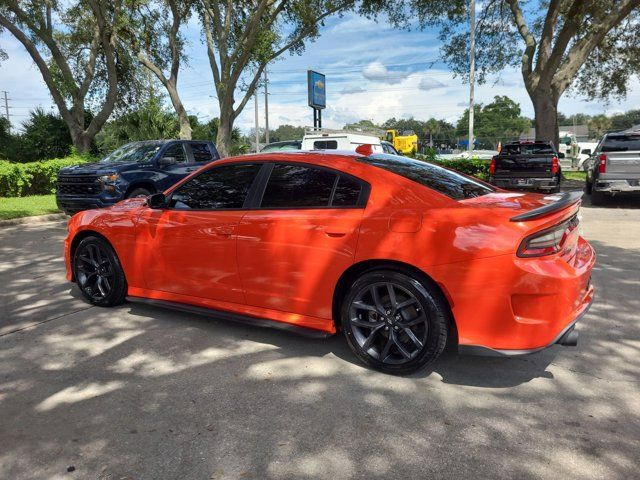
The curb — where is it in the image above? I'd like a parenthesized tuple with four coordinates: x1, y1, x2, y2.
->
(0, 213, 67, 227)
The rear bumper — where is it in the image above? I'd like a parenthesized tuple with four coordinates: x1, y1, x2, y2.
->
(594, 179, 640, 193)
(491, 176, 559, 191)
(429, 236, 596, 354)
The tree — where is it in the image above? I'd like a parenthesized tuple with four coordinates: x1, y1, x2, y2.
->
(0, 1, 129, 152)
(269, 124, 306, 142)
(610, 109, 640, 131)
(0, 117, 14, 160)
(456, 96, 530, 149)
(198, 0, 357, 156)
(18, 108, 75, 161)
(587, 114, 612, 139)
(420, 0, 640, 148)
(124, 0, 193, 140)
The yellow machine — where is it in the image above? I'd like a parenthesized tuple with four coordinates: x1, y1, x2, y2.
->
(384, 130, 419, 154)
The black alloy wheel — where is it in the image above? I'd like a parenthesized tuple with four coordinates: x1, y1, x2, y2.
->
(127, 188, 152, 198)
(73, 236, 127, 307)
(342, 270, 448, 374)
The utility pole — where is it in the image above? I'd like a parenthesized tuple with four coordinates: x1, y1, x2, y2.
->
(254, 93, 260, 153)
(468, 0, 476, 156)
(1, 91, 10, 131)
(264, 66, 270, 145)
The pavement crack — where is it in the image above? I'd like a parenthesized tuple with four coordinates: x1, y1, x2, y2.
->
(0, 306, 95, 338)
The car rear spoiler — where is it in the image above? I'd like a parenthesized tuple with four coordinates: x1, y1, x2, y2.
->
(510, 191, 583, 222)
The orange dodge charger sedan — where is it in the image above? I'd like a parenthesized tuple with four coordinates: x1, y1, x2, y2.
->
(64, 150, 595, 374)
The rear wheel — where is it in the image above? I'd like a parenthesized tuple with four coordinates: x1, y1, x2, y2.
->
(341, 270, 448, 375)
(73, 236, 127, 307)
(585, 179, 593, 194)
(127, 187, 152, 198)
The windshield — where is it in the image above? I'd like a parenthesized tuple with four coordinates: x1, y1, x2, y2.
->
(262, 142, 300, 152)
(602, 135, 640, 152)
(100, 143, 162, 164)
(502, 143, 555, 155)
(359, 154, 495, 200)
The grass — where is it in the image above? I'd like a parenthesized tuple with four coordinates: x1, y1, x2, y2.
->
(563, 171, 587, 182)
(0, 194, 60, 220)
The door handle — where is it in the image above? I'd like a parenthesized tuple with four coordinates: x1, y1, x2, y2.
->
(325, 230, 346, 238)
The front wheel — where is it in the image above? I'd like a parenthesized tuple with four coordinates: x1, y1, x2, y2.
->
(73, 236, 127, 307)
(341, 270, 449, 375)
(126, 187, 152, 198)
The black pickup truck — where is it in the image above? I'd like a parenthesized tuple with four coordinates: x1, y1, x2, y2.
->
(56, 140, 220, 215)
(489, 141, 562, 193)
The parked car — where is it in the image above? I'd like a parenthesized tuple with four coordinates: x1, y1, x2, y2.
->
(301, 128, 383, 152)
(489, 141, 562, 192)
(56, 140, 220, 215)
(572, 142, 599, 171)
(586, 129, 640, 204)
(261, 140, 302, 152)
(64, 151, 594, 374)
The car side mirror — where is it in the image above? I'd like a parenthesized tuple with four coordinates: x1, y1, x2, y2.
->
(147, 192, 166, 209)
(558, 152, 565, 159)
(159, 156, 177, 167)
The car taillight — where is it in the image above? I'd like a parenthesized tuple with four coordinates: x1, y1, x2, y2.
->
(551, 156, 559, 174)
(517, 215, 580, 258)
(489, 156, 496, 174)
(598, 153, 607, 173)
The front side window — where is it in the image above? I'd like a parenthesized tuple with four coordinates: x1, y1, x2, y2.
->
(190, 143, 213, 162)
(359, 154, 494, 200)
(261, 164, 337, 208)
(169, 163, 261, 210)
(163, 143, 188, 163)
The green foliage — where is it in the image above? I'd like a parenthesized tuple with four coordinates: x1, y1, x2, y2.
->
(587, 115, 613, 139)
(610, 109, 640, 131)
(456, 96, 530, 148)
(0, 153, 92, 197)
(17, 108, 73, 162)
(269, 124, 306, 142)
(409, 152, 490, 181)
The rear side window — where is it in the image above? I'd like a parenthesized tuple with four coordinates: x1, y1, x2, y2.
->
(602, 135, 640, 152)
(170, 164, 261, 210)
(502, 143, 555, 155)
(359, 154, 494, 200)
(313, 140, 338, 150)
(190, 143, 213, 162)
(261, 164, 337, 208)
(332, 176, 362, 206)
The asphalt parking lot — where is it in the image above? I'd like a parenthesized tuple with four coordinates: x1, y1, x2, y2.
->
(1, 194, 639, 480)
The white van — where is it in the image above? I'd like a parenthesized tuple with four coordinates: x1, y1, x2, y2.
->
(301, 128, 383, 153)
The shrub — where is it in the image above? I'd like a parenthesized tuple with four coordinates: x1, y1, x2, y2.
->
(410, 152, 490, 180)
(0, 152, 93, 197)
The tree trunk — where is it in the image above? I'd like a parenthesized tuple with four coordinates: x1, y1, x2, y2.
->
(71, 130, 92, 154)
(167, 82, 192, 140)
(216, 115, 232, 157)
(532, 89, 560, 150)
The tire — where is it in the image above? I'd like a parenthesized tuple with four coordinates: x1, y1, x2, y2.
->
(585, 180, 593, 194)
(73, 236, 127, 307)
(126, 187, 152, 198)
(341, 270, 448, 375)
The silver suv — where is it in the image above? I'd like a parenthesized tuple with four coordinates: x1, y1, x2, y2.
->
(586, 127, 640, 205)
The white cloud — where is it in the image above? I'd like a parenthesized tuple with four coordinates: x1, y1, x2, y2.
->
(341, 86, 366, 94)
(362, 61, 406, 84)
(418, 77, 446, 91)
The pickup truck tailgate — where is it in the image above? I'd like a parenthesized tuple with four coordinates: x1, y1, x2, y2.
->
(495, 155, 554, 175)
(603, 151, 640, 174)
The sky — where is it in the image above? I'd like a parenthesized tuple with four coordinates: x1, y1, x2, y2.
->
(1, 11, 639, 134)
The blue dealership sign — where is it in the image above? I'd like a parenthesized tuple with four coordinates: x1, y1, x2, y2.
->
(307, 70, 326, 109)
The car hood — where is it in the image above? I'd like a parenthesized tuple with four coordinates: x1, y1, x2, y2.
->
(59, 161, 129, 175)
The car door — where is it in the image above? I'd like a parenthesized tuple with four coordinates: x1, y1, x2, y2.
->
(136, 162, 263, 304)
(156, 142, 199, 190)
(236, 162, 368, 319)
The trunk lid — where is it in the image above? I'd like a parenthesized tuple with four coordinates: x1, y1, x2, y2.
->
(601, 133, 640, 174)
(460, 191, 581, 222)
